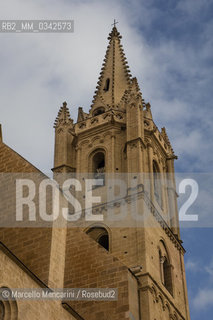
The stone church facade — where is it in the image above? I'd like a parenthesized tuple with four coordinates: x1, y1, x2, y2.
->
(0, 26, 190, 320)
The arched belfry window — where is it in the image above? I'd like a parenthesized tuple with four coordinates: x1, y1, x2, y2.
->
(0, 301, 5, 320)
(159, 241, 173, 295)
(0, 287, 18, 320)
(92, 151, 105, 185)
(86, 226, 109, 251)
(153, 160, 162, 207)
(93, 107, 105, 117)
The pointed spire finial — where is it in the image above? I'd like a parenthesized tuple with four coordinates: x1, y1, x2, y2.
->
(161, 127, 176, 156)
(54, 101, 73, 128)
(108, 20, 121, 40)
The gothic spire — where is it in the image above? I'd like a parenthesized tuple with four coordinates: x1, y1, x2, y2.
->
(54, 102, 73, 128)
(91, 26, 132, 111)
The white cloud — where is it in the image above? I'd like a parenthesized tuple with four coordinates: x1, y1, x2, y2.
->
(193, 288, 213, 310)
(185, 259, 200, 272)
(205, 260, 213, 279)
(189, 258, 213, 310)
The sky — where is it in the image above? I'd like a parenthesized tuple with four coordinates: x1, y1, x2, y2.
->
(0, 0, 213, 318)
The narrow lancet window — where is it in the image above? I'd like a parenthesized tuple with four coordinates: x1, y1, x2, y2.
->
(159, 242, 173, 296)
(103, 78, 110, 91)
(153, 160, 162, 207)
(92, 151, 105, 185)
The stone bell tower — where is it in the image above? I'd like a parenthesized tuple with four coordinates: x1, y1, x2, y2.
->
(52, 26, 190, 320)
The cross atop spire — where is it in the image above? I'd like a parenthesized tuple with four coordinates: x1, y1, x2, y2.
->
(111, 19, 118, 27)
